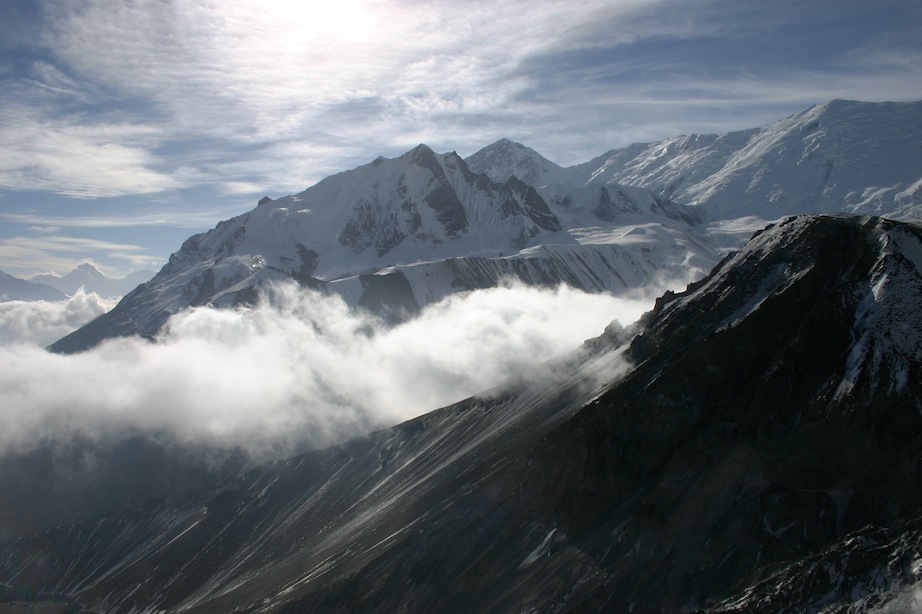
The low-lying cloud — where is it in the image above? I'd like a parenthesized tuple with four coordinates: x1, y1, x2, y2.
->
(0, 289, 118, 347)
(0, 281, 653, 460)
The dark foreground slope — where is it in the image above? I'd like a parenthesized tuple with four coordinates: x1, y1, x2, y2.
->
(3, 215, 921, 612)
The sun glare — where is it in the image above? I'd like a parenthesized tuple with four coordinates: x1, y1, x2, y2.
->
(200, 0, 393, 98)
(244, 0, 377, 41)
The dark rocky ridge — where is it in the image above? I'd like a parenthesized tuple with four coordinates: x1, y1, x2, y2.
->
(3, 215, 921, 612)
(508, 215, 922, 610)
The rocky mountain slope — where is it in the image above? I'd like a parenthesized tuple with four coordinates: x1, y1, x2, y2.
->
(5, 214, 921, 612)
(50, 144, 715, 353)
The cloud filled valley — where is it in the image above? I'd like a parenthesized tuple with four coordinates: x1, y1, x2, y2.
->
(0, 281, 650, 461)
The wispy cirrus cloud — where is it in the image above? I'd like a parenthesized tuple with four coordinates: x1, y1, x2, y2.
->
(0, 210, 239, 229)
(1, 236, 147, 254)
(0, 235, 159, 277)
(26, 225, 61, 234)
(0, 99, 177, 198)
(0, 0, 739, 193)
(4, 0, 921, 190)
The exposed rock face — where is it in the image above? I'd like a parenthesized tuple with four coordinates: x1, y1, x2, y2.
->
(514, 215, 922, 611)
(4, 215, 921, 612)
(504, 175, 561, 232)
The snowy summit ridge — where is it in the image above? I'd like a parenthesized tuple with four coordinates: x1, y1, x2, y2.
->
(464, 138, 574, 187)
(469, 100, 922, 222)
(51, 142, 713, 352)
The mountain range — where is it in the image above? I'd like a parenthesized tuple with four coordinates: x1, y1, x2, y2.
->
(2, 99, 922, 611)
(0, 264, 155, 303)
(0, 270, 65, 302)
(3, 214, 921, 612)
(30, 263, 155, 299)
(49, 145, 717, 353)
(467, 99, 922, 222)
(49, 99, 922, 354)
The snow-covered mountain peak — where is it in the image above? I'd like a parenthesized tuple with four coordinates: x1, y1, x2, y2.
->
(74, 261, 102, 273)
(168, 142, 697, 300)
(259, 143, 566, 262)
(465, 138, 571, 186)
(577, 99, 922, 223)
(28, 262, 154, 298)
(67, 262, 113, 284)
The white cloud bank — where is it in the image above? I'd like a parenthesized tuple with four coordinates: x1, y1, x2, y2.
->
(0, 282, 649, 460)
(0, 290, 117, 347)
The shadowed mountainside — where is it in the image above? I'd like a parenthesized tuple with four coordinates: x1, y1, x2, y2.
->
(3, 215, 921, 612)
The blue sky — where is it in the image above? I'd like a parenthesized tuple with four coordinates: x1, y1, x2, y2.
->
(1, 0, 920, 278)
